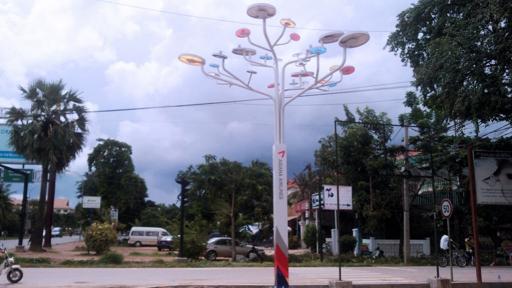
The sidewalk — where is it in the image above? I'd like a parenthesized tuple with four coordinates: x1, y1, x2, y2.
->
(0, 266, 510, 288)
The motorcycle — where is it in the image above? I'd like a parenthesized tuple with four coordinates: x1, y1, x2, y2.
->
(247, 245, 265, 262)
(0, 245, 23, 283)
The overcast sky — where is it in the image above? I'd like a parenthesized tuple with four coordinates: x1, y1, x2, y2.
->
(0, 0, 416, 206)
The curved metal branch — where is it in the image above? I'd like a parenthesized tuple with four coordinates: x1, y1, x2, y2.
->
(247, 36, 271, 52)
(243, 55, 273, 68)
(281, 54, 316, 92)
(275, 38, 292, 47)
(284, 48, 347, 107)
(221, 59, 252, 88)
(314, 55, 320, 83)
(201, 66, 272, 99)
(215, 67, 236, 80)
(272, 26, 287, 47)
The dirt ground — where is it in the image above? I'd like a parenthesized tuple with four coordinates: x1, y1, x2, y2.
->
(13, 241, 176, 263)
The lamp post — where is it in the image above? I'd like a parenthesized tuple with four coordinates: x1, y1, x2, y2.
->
(179, 3, 369, 286)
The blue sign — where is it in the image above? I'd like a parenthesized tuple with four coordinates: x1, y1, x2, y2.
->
(0, 124, 27, 164)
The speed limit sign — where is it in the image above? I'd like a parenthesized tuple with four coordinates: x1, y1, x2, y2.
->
(441, 198, 453, 218)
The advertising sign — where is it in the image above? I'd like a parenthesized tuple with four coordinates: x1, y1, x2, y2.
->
(0, 124, 27, 164)
(322, 185, 353, 210)
(82, 196, 101, 209)
(474, 150, 512, 205)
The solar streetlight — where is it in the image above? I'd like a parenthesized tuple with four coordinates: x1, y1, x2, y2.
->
(179, 3, 369, 286)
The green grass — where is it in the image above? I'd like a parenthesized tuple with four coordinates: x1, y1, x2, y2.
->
(14, 257, 52, 266)
(13, 250, 438, 268)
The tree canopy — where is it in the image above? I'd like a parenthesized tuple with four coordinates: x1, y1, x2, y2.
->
(179, 155, 272, 248)
(78, 139, 147, 226)
(387, 0, 512, 124)
(7, 78, 87, 250)
(315, 106, 402, 237)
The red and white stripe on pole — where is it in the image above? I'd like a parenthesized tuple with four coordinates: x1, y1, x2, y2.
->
(273, 144, 288, 287)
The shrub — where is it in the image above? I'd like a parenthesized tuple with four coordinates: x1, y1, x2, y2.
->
(181, 234, 205, 259)
(84, 222, 117, 255)
(303, 224, 317, 252)
(340, 234, 356, 253)
(289, 235, 301, 249)
(99, 251, 124, 264)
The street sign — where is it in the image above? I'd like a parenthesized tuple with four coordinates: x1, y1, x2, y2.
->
(82, 196, 101, 209)
(311, 193, 324, 209)
(2, 169, 33, 183)
(322, 185, 353, 210)
(110, 208, 118, 222)
(441, 198, 453, 218)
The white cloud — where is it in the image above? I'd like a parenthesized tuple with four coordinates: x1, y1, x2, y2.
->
(0, 0, 417, 204)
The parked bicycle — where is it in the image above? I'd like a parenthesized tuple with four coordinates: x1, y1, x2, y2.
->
(439, 241, 467, 268)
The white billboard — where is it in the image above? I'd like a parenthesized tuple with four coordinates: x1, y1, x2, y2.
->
(322, 185, 352, 210)
(474, 150, 512, 205)
(82, 196, 101, 209)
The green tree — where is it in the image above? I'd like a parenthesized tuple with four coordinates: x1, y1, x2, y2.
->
(315, 106, 401, 237)
(7, 79, 87, 250)
(77, 139, 147, 227)
(387, 0, 512, 124)
(0, 183, 16, 234)
(179, 155, 272, 261)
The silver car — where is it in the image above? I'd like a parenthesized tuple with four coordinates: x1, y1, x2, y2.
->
(205, 237, 252, 260)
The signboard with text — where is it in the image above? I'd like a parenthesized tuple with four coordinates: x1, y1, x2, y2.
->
(474, 150, 512, 205)
(322, 185, 353, 210)
(82, 196, 101, 209)
(2, 169, 33, 183)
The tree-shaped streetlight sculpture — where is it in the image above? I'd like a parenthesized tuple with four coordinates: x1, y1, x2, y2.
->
(179, 3, 369, 287)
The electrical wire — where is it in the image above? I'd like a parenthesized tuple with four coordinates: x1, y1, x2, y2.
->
(95, 0, 395, 33)
(86, 83, 412, 114)
(391, 126, 403, 142)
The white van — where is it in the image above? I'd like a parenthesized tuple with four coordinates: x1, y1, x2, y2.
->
(128, 227, 171, 247)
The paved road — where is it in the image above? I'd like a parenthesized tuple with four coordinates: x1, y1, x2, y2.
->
(0, 266, 510, 287)
(0, 235, 80, 249)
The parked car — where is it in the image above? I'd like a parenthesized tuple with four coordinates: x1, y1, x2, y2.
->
(205, 237, 263, 260)
(157, 235, 174, 251)
(51, 227, 63, 237)
(117, 232, 130, 244)
(128, 227, 171, 247)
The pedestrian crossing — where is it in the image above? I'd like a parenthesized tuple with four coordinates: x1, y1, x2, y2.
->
(290, 267, 418, 285)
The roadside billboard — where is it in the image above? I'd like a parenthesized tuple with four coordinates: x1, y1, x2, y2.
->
(474, 150, 512, 205)
(0, 124, 27, 164)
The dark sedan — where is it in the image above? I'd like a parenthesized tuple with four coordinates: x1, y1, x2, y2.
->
(157, 235, 173, 251)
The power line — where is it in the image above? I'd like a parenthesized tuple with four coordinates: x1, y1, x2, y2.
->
(391, 126, 403, 142)
(87, 84, 412, 114)
(95, 0, 395, 33)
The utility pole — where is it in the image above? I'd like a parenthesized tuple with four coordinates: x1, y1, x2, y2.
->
(176, 177, 189, 258)
(467, 144, 482, 285)
(403, 124, 410, 264)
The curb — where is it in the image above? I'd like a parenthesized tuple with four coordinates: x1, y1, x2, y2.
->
(153, 283, 512, 288)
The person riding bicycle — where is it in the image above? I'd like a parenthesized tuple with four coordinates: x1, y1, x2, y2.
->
(440, 234, 449, 251)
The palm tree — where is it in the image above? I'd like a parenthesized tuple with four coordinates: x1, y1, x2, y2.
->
(7, 79, 87, 250)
